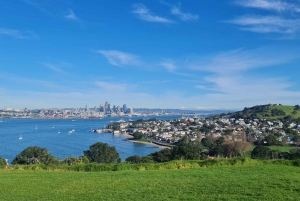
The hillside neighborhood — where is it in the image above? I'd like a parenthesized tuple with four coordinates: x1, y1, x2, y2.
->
(108, 105, 300, 147)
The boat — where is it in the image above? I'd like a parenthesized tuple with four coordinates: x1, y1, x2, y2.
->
(68, 131, 73, 135)
(117, 118, 125, 123)
(58, 131, 60, 134)
(35, 126, 38, 129)
(19, 134, 23, 140)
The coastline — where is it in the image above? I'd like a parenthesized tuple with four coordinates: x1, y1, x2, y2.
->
(121, 134, 169, 149)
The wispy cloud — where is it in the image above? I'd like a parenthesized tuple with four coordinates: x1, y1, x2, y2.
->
(230, 0, 300, 36)
(189, 47, 298, 73)
(171, 3, 199, 21)
(94, 81, 131, 93)
(0, 28, 39, 39)
(159, 60, 177, 72)
(227, 15, 300, 34)
(187, 47, 300, 108)
(64, 9, 78, 20)
(236, 0, 300, 12)
(42, 63, 64, 73)
(98, 50, 140, 67)
(132, 3, 172, 23)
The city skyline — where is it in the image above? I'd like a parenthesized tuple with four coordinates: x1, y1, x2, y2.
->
(1, 0, 300, 110)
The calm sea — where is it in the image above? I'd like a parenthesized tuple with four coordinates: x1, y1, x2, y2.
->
(0, 115, 181, 164)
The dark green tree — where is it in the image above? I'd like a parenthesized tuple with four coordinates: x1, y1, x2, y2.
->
(125, 155, 142, 163)
(12, 146, 59, 165)
(201, 138, 212, 148)
(133, 132, 144, 140)
(251, 146, 271, 159)
(265, 134, 280, 146)
(83, 142, 121, 163)
(289, 148, 300, 160)
(150, 148, 172, 163)
(171, 142, 202, 160)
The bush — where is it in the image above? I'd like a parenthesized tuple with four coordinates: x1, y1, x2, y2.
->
(0, 157, 7, 166)
(11, 146, 59, 166)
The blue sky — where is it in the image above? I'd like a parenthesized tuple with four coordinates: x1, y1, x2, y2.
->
(1, 0, 300, 110)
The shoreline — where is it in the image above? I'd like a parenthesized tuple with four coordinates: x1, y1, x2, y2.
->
(120, 134, 169, 149)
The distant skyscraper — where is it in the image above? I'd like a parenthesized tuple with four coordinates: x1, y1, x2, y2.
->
(123, 104, 127, 113)
(129, 108, 134, 114)
(104, 101, 109, 114)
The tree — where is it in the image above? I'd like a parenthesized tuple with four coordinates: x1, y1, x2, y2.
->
(133, 132, 144, 140)
(201, 138, 212, 148)
(12, 146, 59, 165)
(83, 142, 121, 164)
(171, 142, 203, 160)
(62, 156, 89, 165)
(150, 148, 172, 163)
(0, 157, 7, 166)
(125, 155, 142, 163)
(265, 134, 280, 146)
(251, 146, 271, 159)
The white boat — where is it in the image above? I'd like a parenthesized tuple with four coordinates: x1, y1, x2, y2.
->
(35, 126, 38, 129)
(58, 131, 60, 134)
(19, 134, 23, 140)
(68, 131, 73, 135)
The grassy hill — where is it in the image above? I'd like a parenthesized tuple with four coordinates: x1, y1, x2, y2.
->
(1, 159, 300, 200)
(229, 104, 300, 120)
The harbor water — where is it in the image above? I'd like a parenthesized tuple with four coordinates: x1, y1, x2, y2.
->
(0, 115, 181, 164)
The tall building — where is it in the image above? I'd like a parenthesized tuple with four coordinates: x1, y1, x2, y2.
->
(123, 104, 127, 113)
(104, 101, 109, 114)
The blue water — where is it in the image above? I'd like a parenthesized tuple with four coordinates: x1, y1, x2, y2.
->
(0, 115, 180, 164)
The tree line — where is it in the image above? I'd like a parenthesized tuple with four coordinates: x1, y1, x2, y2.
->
(1, 139, 300, 166)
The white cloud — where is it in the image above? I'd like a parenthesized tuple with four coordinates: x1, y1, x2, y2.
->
(65, 9, 77, 20)
(236, 0, 300, 12)
(189, 47, 298, 73)
(42, 63, 64, 73)
(132, 3, 172, 23)
(227, 15, 300, 34)
(94, 81, 129, 92)
(171, 3, 199, 21)
(98, 50, 140, 67)
(0, 28, 39, 39)
(159, 60, 177, 72)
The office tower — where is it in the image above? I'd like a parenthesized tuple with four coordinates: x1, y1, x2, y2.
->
(123, 104, 127, 113)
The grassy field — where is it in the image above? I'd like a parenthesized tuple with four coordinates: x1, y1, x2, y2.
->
(1, 162, 300, 200)
(268, 146, 296, 152)
(256, 105, 300, 119)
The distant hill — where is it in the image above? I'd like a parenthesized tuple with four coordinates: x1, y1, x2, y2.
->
(228, 104, 300, 120)
(133, 108, 234, 115)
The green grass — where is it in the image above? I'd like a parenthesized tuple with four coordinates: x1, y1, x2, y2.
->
(0, 163, 300, 200)
(256, 105, 300, 120)
(268, 146, 296, 152)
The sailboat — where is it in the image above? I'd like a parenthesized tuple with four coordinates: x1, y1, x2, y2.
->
(35, 125, 38, 130)
(19, 134, 23, 140)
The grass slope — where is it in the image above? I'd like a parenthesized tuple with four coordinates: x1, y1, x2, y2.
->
(257, 105, 300, 120)
(229, 104, 300, 120)
(1, 163, 300, 200)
